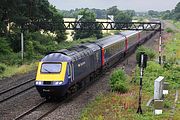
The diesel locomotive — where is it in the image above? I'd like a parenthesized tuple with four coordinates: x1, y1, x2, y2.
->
(35, 29, 156, 99)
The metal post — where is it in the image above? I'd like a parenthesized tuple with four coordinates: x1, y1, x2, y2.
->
(137, 54, 144, 114)
(159, 24, 162, 65)
(21, 30, 24, 60)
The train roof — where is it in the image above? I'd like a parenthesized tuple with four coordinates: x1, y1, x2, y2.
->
(54, 43, 100, 61)
(95, 35, 125, 47)
(41, 53, 72, 62)
(120, 30, 140, 37)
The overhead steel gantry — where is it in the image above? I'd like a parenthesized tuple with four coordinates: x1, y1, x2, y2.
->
(27, 21, 162, 31)
(63, 21, 161, 31)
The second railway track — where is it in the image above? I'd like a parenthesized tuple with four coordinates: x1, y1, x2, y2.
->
(0, 78, 35, 103)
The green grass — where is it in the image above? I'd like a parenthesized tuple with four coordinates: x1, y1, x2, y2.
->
(173, 89, 180, 120)
(80, 86, 173, 120)
(0, 62, 37, 80)
(164, 33, 180, 62)
(173, 21, 180, 29)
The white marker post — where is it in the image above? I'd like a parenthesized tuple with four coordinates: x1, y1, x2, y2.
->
(21, 29, 24, 61)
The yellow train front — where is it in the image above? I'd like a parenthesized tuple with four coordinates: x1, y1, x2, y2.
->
(35, 53, 72, 98)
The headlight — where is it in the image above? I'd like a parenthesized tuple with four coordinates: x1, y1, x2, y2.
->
(54, 81, 63, 85)
(35, 81, 43, 85)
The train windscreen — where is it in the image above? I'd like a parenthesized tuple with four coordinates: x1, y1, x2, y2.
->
(41, 63, 62, 73)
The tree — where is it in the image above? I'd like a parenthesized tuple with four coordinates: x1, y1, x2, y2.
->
(74, 9, 103, 39)
(114, 11, 132, 22)
(124, 10, 135, 18)
(173, 2, 180, 20)
(148, 10, 159, 17)
(107, 6, 119, 16)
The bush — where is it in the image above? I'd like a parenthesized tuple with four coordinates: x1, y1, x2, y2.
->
(165, 27, 174, 33)
(109, 69, 129, 93)
(0, 64, 6, 74)
(136, 46, 156, 62)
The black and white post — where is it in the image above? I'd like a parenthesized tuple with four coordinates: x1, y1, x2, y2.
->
(159, 30, 162, 65)
(137, 52, 148, 114)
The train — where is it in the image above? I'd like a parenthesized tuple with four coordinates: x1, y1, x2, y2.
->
(35, 28, 157, 99)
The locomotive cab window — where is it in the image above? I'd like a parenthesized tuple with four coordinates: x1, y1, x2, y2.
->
(41, 63, 62, 73)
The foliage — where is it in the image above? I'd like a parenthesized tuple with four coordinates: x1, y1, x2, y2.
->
(0, 63, 37, 79)
(0, 37, 13, 55)
(0, 0, 64, 35)
(107, 6, 133, 22)
(81, 92, 136, 120)
(148, 10, 160, 18)
(173, 2, 180, 20)
(136, 46, 156, 62)
(73, 9, 103, 39)
(0, 63, 6, 74)
(24, 31, 57, 56)
(61, 8, 107, 19)
(114, 11, 132, 22)
(165, 27, 174, 33)
(109, 69, 129, 93)
(0, 0, 68, 66)
(146, 2, 180, 21)
(0, 37, 22, 65)
(164, 33, 180, 65)
(107, 6, 120, 16)
(61, 6, 134, 22)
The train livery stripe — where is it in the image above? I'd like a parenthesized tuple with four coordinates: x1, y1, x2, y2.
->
(36, 62, 67, 81)
(101, 48, 105, 66)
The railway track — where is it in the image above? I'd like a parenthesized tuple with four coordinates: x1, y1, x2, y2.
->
(0, 78, 35, 103)
(14, 82, 88, 120)
(14, 100, 47, 120)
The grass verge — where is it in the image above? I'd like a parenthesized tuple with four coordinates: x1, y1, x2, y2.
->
(0, 62, 38, 80)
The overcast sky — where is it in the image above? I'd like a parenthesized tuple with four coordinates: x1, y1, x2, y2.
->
(49, 0, 179, 12)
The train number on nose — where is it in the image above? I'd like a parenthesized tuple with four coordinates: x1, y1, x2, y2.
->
(43, 89, 50, 92)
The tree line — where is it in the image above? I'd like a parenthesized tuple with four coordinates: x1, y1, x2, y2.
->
(147, 2, 180, 20)
(60, 6, 135, 22)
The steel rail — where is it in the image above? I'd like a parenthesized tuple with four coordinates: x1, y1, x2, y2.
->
(0, 86, 34, 103)
(0, 78, 35, 95)
(14, 100, 47, 120)
(0, 78, 35, 103)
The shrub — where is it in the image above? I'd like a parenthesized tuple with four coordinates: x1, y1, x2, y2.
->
(110, 69, 129, 93)
(0, 63, 6, 74)
(165, 27, 174, 33)
(136, 46, 156, 62)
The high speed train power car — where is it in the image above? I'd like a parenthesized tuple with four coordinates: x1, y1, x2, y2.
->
(35, 29, 156, 99)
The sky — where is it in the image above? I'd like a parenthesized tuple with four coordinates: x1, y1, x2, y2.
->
(49, 0, 179, 12)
